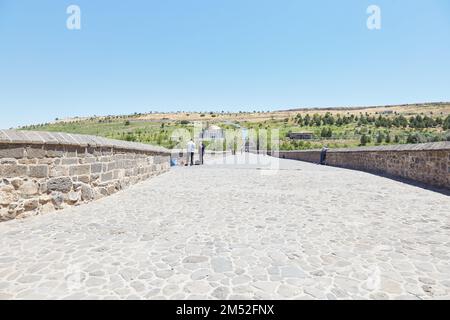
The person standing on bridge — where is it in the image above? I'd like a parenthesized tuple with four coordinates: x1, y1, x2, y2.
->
(187, 139, 196, 166)
(320, 145, 329, 165)
(200, 141, 206, 165)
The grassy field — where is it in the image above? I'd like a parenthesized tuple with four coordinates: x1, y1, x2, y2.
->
(21, 119, 189, 149)
(20, 102, 450, 150)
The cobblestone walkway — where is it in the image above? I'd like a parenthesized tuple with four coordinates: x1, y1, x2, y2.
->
(0, 154, 450, 300)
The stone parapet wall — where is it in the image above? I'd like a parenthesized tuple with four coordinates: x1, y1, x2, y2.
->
(259, 142, 450, 191)
(326, 144, 450, 190)
(0, 130, 170, 221)
(277, 150, 322, 163)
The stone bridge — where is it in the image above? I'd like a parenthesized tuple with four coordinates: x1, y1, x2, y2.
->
(1, 149, 450, 300)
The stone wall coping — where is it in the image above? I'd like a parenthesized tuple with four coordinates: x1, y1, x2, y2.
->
(252, 149, 322, 153)
(275, 149, 321, 153)
(272, 141, 450, 153)
(329, 141, 450, 153)
(0, 130, 170, 155)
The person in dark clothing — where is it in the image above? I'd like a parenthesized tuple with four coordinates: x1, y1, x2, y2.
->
(320, 146, 329, 165)
(200, 142, 206, 164)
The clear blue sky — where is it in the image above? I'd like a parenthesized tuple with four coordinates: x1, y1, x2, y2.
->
(1, 0, 450, 129)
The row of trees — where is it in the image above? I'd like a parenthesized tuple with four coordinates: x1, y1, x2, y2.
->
(360, 131, 450, 146)
(295, 112, 450, 130)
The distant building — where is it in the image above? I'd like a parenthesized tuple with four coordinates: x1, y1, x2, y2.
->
(288, 132, 313, 140)
(201, 125, 224, 140)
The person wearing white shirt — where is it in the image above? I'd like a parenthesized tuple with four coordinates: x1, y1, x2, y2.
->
(187, 139, 196, 166)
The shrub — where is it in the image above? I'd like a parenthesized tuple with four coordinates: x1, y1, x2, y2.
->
(124, 133, 136, 142)
(320, 127, 332, 138)
(376, 132, 385, 144)
(406, 133, 427, 144)
(444, 116, 450, 130)
(360, 134, 370, 146)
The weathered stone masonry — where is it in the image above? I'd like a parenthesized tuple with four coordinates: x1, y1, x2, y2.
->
(264, 142, 450, 191)
(0, 130, 170, 221)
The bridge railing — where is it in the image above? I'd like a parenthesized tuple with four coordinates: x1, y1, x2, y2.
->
(0, 130, 171, 222)
(251, 142, 450, 191)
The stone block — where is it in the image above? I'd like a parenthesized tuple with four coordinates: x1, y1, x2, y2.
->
(0, 207, 10, 221)
(107, 162, 116, 171)
(51, 192, 64, 209)
(102, 148, 113, 156)
(8, 202, 21, 215)
(38, 158, 56, 165)
(0, 191, 17, 206)
(106, 184, 116, 195)
(65, 146, 78, 157)
(19, 181, 39, 196)
(90, 163, 103, 173)
(0, 146, 25, 159)
(47, 177, 73, 193)
(50, 165, 69, 177)
(113, 169, 123, 179)
(77, 175, 90, 184)
(81, 157, 96, 164)
(66, 191, 80, 204)
(98, 187, 108, 196)
(1, 164, 28, 177)
(26, 146, 46, 159)
(115, 160, 125, 169)
(18, 159, 37, 165)
(0, 158, 17, 165)
(46, 147, 65, 158)
(114, 154, 125, 161)
(40, 202, 55, 214)
(79, 183, 94, 201)
(91, 148, 103, 156)
(1, 185, 15, 193)
(39, 195, 52, 204)
(10, 178, 23, 189)
(101, 171, 113, 182)
(28, 165, 49, 178)
(85, 147, 96, 156)
(69, 164, 90, 176)
(39, 181, 48, 194)
(153, 156, 163, 164)
(23, 198, 39, 211)
(90, 173, 100, 183)
(62, 158, 79, 165)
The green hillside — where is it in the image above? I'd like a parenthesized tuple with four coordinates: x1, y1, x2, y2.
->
(20, 107, 450, 150)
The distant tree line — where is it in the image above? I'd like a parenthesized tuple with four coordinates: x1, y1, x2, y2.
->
(295, 112, 450, 130)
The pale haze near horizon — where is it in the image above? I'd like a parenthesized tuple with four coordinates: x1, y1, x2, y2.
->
(0, 0, 450, 129)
